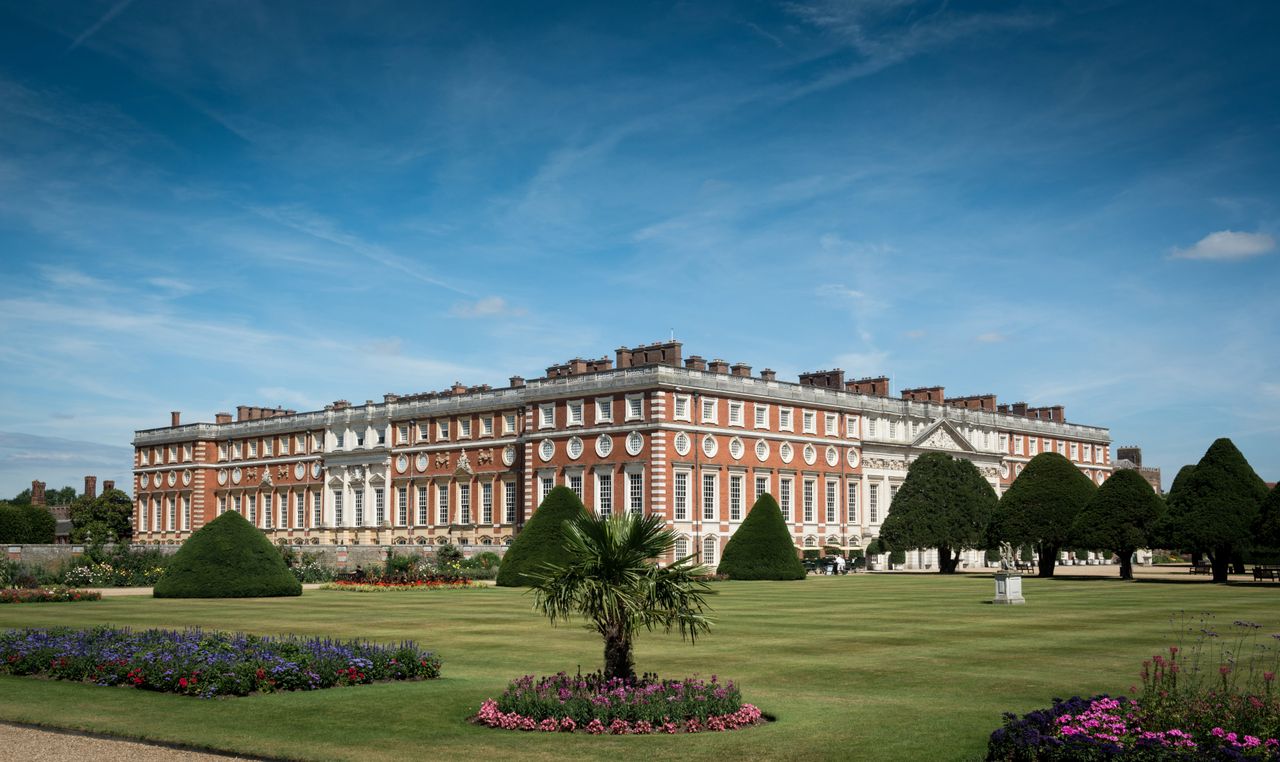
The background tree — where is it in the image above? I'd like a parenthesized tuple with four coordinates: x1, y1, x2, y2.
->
(0, 502, 57, 543)
(529, 512, 713, 680)
(8, 486, 77, 505)
(1070, 469, 1164, 580)
(1150, 464, 1196, 556)
(992, 452, 1096, 578)
(1162, 438, 1268, 583)
(69, 488, 134, 544)
(496, 486, 586, 587)
(878, 453, 997, 573)
(717, 493, 806, 580)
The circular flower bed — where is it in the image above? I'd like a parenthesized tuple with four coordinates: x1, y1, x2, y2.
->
(0, 626, 441, 697)
(473, 672, 765, 734)
(0, 588, 101, 604)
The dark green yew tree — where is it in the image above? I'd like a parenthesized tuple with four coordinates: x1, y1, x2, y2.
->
(1071, 469, 1164, 580)
(495, 486, 587, 587)
(878, 452, 997, 573)
(992, 452, 1096, 578)
(717, 494, 806, 580)
(1257, 483, 1280, 550)
(1163, 438, 1268, 583)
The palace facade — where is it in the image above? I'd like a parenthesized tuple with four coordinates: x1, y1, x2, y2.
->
(131, 341, 1113, 569)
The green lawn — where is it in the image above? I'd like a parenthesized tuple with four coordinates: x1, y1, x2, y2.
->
(0, 575, 1275, 761)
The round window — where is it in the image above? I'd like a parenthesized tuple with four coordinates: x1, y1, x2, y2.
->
(217, 469, 228, 486)
(626, 431, 644, 456)
(729, 437, 744, 460)
(702, 435, 718, 458)
(802, 444, 816, 465)
(755, 439, 770, 462)
(396, 455, 409, 474)
(502, 445, 516, 467)
(825, 446, 839, 467)
(595, 434, 612, 458)
(779, 442, 793, 464)
(539, 439, 555, 462)
(847, 447, 860, 469)
(673, 432, 691, 456)
(416, 453, 429, 472)
(231, 467, 242, 485)
(294, 463, 305, 480)
(567, 437, 584, 459)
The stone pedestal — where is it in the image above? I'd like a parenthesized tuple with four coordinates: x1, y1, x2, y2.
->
(992, 572, 1025, 605)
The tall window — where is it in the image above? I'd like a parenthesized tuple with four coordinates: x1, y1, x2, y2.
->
(888, 420, 897, 439)
(397, 487, 408, 526)
(755, 475, 768, 502)
(1029, 437, 1039, 455)
(417, 486, 429, 526)
(702, 473, 717, 520)
(218, 495, 227, 515)
(754, 404, 769, 429)
(481, 482, 493, 524)
(802, 480, 815, 522)
(296, 492, 305, 528)
(567, 400, 584, 425)
(780, 478, 793, 522)
(674, 472, 689, 521)
(889, 484, 900, 509)
(802, 410, 816, 434)
(779, 407, 793, 430)
(847, 480, 859, 524)
(596, 472, 612, 517)
(354, 490, 365, 526)
(825, 413, 839, 436)
(503, 413, 517, 434)
(182, 496, 190, 530)
(398, 425, 410, 444)
(1070, 442, 1079, 461)
(233, 494, 242, 515)
(595, 398, 612, 423)
(373, 488, 385, 525)
(437, 485, 449, 525)
(312, 492, 322, 527)
(729, 474, 743, 521)
(825, 481, 837, 523)
(626, 395, 643, 420)
(728, 401, 744, 426)
(263, 438, 273, 456)
(481, 416, 494, 436)
(701, 398, 717, 423)
(869, 484, 879, 523)
(334, 492, 344, 526)
(568, 473, 583, 500)
(503, 482, 516, 524)
(140, 500, 148, 530)
(167, 496, 176, 530)
(628, 472, 643, 515)
(459, 484, 471, 524)
(702, 536, 717, 565)
(539, 404, 554, 428)
(248, 494, 258, 525)
(868, 418, 878, 437)
(458, 418, 472, 438)
(673, 395, 689, 420)
(674, 536, 688, 560)
(539, 476, 553, 505)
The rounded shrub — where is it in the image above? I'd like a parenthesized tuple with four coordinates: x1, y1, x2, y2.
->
(716, 494, 806, 580)
(153, 510, 301, 598)
(495, 486, 586, 587)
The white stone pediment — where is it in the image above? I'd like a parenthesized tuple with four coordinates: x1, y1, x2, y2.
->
(912, 419, 976, 453)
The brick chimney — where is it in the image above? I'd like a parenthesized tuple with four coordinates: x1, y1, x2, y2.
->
(799, 369, 845, 388)
(451, 382, 467, 396)
(236, 405, 250, 421)
(103, 480, 115, 493)
(1011, 402, 1028, 417)
(215, 412, 233, 424)
(84, 475, 97, 500)
(616, 340, 682, 368)
(31, 480, 46, 506)
(708, 358, 730, 374)
(847, 376, 889, 397)
(760, 368, 777, 382)
(684, 355, 707, 371)
(170, 411, 181, 427)
(731, 363, 752, 377)
(509, 375, 526, 388)
(901, 386, 945, 404)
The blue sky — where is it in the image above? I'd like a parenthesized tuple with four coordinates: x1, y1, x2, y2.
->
(1, 0, 1277, 498)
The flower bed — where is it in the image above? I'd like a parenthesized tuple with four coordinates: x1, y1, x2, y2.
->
(0, 588, 101, 604)
(0, 626, 441, 697)
(988, 617, 1280, 760)
(473, 672, 765, 734)
(319, 576, 472, 592)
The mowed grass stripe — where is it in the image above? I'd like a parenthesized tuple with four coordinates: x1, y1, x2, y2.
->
(0, 575, 1275, 761)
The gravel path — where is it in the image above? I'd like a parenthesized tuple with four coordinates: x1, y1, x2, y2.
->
(0, 723, 261, 761)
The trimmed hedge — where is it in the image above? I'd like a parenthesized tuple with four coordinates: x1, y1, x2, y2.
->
(0, 503, 56, 544)
(716, 494, 805, 580)
(495, 486, 586, 587)
(153, 510, 301, 598)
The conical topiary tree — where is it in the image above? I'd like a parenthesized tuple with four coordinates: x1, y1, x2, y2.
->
(1162, 438, 1268, 583)
(992, 452, 1096, 578)
(716, 494, 805, 580)
(1070, 469, 1164, 580)
(1257, 483, 1280, 551)
(153, 510, 301, 598)
(495, 486, 587, 587)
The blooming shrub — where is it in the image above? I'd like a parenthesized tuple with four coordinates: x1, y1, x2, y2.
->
(320, 576, 472, 591)
(0, 588, 101, 603)
(0, 627, 441, 697)
(60, 547, 171, 587)
(473, 672, 765, 733)
(988, 615, 1280, 760)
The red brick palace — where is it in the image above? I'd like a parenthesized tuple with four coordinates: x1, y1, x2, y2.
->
(132, 341, 1112, 568)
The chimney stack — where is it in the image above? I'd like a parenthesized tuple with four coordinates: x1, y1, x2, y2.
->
(760, 368, 777, 382)
(509, 375, 526, 388)
(170, 411, 181, 427)
(31, 480, 46, 506)
(215, 412, 232, 424)
(846, 376, 890, 397)
(684, 355, 707, 371)
(1011, 402, 1028, 417)
(731, 362, 752, 377)
(103, 480, 115, 493)
(451, 382, 467, 396)
(708, 358, 730, 374)
(84, 475, 97, 500)
(799, 369, 846, 388)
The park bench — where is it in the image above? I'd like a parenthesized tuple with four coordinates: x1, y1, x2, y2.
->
(1252, 566, 1280, 581)
(1014, 561, 1035, 572)
(1190, 562, 1212, 574)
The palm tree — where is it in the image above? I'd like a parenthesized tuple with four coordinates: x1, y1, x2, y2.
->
(528, 512, 714, 681)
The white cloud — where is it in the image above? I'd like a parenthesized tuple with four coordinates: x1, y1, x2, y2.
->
(450, 296, 525, 319)
(976, 332, 1007, 343)
(1171, 230, 1275, 261)
(816, 284, 866, 301)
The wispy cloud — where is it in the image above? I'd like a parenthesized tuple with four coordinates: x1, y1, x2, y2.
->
(1170, 230, 1275, 261)
(450, 296, 526, 319)
(976, 332, 1007, 343)
(66, 0, 137, 52)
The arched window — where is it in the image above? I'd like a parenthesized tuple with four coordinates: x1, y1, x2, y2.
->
(804, 536, 817, 548)
(674, 536, 689, 560)
(702, 536, 718, 565)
